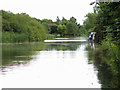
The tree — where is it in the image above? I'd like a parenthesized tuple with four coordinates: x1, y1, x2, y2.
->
(41, 19, 53, 24)
(83, 13, 97, 36)
(66, 22, 78, 36)
(70, 17, 77, 23)
(57, 24, 67, 36)
(2, 10, 47, 42)
(56, 16, 61, 25)
(61, 17, 68, 25)
(93, 2, 120, 44)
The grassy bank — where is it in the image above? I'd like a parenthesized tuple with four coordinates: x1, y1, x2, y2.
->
(92, 42, 120, 88)
(100, 40, 120, 74)
(87, 40, 120, 88)
(2, 32, 28, 43)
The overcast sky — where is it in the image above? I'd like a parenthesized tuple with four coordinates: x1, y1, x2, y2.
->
(0, 0, 94, 24)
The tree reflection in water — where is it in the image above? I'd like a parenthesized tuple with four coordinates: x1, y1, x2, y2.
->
(87, 44, 120, 89)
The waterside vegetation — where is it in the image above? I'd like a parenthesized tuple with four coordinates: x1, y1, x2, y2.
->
(83, 2, 120, 88)
(1, 10, 84, 43)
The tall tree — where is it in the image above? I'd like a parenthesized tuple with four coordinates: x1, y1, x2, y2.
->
(70, 16, 77, 23)
(57, 24, 67, 36)
(66, 22, 78, 36)
(83, 13, 98, 36)
(56, 16, 61, 25)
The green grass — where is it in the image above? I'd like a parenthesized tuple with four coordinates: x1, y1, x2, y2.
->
(100, 40, 120, 74)
(2, 32, 28, 43)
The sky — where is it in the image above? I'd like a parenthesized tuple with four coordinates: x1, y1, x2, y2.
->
(0, 0, 94, 25)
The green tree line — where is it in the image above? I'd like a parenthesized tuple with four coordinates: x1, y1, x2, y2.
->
(55, 16, 83, 37)
(40, 16, 84, 37)
(1, 10, 84, 43)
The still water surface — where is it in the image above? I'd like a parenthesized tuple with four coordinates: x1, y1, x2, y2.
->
(1, 37, 101, 88)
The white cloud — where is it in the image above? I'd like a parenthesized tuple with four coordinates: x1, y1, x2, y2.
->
(0, 0, 94, 24)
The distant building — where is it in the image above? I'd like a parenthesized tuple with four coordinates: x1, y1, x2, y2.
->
(48, 24, 56, 26)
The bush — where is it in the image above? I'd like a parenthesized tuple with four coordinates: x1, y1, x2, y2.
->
(2, 10, 47, 43)
(46, 34, 56, 39)
(2, 32, 28, 43)
(100, 40, 120, 65)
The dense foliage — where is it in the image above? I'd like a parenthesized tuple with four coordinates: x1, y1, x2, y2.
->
(56, 16, 82, 37)
(83, 2, 120, 56)
(83, 13, 97, 36)
(83, 2, 120, 44)
(1, 10, 84, 43)
(41, 16, 83, 37)
(2, 10, 47, 43)
(84, 2, 120, 88)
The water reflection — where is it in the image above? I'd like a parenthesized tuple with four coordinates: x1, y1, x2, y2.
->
(1, 37, 102, 88)
(94, 51, 120, 89)
(2, 42, 46, 73)
(2, 42, 87, 72)
(87, 43, 120, 89)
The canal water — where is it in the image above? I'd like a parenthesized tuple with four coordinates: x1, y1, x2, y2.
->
(1, 37, 102, 88)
